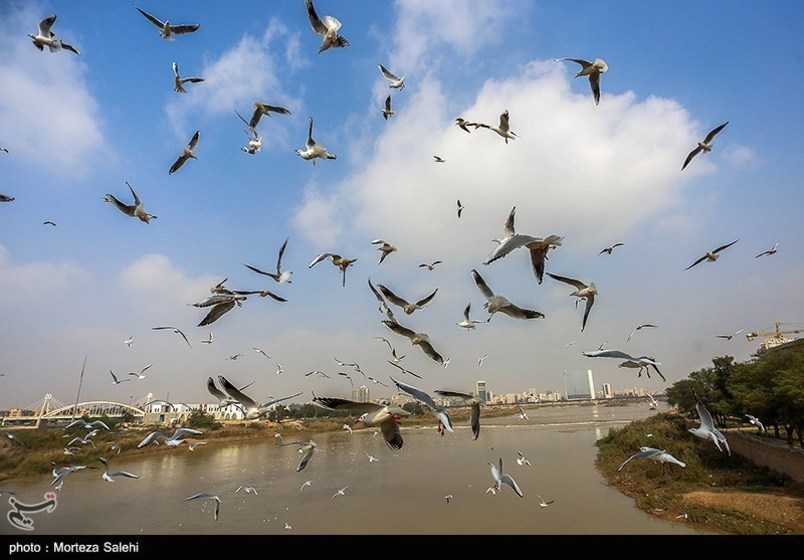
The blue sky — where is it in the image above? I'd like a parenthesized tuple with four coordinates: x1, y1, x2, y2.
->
(0, 0, 802, 410)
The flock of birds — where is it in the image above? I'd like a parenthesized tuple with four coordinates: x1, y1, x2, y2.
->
(0, 0, 786, 531)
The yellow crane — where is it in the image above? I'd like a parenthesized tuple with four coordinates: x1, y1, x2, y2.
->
(746, 322, 804, 353)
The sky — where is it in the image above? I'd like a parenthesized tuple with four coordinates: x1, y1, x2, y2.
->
(0, 0, 802, 411)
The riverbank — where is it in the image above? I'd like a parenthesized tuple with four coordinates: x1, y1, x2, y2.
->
(595, 413, 804, 534)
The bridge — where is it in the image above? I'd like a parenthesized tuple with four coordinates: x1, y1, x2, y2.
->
(1, 394, 145, 427)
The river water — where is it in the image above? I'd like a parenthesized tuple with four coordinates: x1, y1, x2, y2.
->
(1, 403, 708, 535)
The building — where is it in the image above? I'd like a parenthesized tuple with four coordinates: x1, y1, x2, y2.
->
(563, 369, 595, 400)
(475, 380, 487, 402)
(352, 385, 369, 403)
(602, 383, 613, 399)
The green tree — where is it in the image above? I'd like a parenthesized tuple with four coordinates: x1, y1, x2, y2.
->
(186, 409, 220, 430)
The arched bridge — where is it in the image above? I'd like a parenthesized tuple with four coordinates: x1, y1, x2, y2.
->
(44, 401, 145, 419)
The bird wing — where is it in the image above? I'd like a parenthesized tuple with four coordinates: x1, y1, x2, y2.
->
(527, 244, 550, 285)
(387, 360, 423, 379)
(503, 206, 516, 237)
(471, 269, 495, 300)
(384, 95, 392, 113)
(681, 146, 703, 170)
(379, 64, 401, 83)
(172, 428, 204, 439)
(469, 403, 481, 440)
(305, 116, 316, 149)
(546, 272, 587, 291)
(684, 254, 708, 270)
(135, 7, 164, 29)
(242, 263, 280, 281)
(312, 396, 382, 414)
(308, 252, 336, 268)
(703, 122, 729, 144)
(296, 445, 315, 472)
(558, 57, 593, 70)
(695, 400, 716, 431)
(218, 375, 258, 409)
(498, 110, 511, 133)
(712, 239, 739, 254)
(172, 61, 180, 78)
(137, 431, 167, 448)
(259, 391, 303, 408)
(125, 181, 142, 207)
(382, 319, 417, 341)
(390, 376, 438, 409)
(583, 349, 634, 360)
(434, 389, 473, 400)
(206, 377, 229, 403)
(305, 0, 328, 36)
(197, 299, 236, 327)
(187, 130, 201, 151)
(377, 284, 410, 308)
(418, 340, 444, 364)
(38, 15, 57, 36)
(462, 303, 472, 321)
(581, 295, 595, 331)
(169, 154, 189, 175)
(170, 24, 200, 35)
(589, 72, 601, 105)
(498, 303, 544, 320)
(276, 237, 289, 274)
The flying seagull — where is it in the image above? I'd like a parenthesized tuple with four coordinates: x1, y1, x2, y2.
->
(278, 439, 317, 472)
(104, 182, 156, 223)
(755, 243, 779, 258)
(296, 117, 336, 162)
(456, 199, 465, 218)
(390, 377, 454, 436)
(217, 375, 302, 420)
(138, 428, 204, 449)
(383, 319, 445, 365)
(434, 390, 484, 440)
(488, 458, 524, 498)
(716, 329, 744, 341)
(127, 363, 153, 380)
(309, 252, 356, 287)
(243, 237, 293, 284)
(248, 102, 292, 129)
(537, 495, 555, 508)
(371, 239, 397, 264)
(555, 57, 608, 105)
(598, 242, 624, 256)
(172, 62, 204, 93)
(65, 419, 110, 431)
(546, 272, 596, 331)
(152, 326, 192, 348)
(304, 0, 349, 53)
(387, 359, 423, 380)
(682, 122, 729, 170)
(627, 324, 658, 343)
(43, 221, 58, 227)
(684, 239, 739, 270)
(135, 7, 200, 40)
(471, 269, 544, 321)
(456, 303, 486, 330)
(185, 493, 221, 521)
(433, 156, 446, 163)
(381, 95, 394, 120)
(331, 486, 349, 499)
(475, 110, 518, 143)
(745, 414, 767, 435)
(368, 278, 398, 322)
(0, 194, 14, 203)
(419, 260, 442, 271)
(313, 396, 408, 450)
(618, 447, 686, 472)
(454, 118, 478, 133)
(378, 64, 405, 89)
(29, 15, 80, 55)
(235, 486, 258, 495)
(168, 131, 200, 175)
(689, 390, 730, 456)
(377, 284, 437, 315)
(582, 349, 665, 382)
(108, 370, 131, 385)
(516, 450, 531, 467)
(98, 457, 139, 483)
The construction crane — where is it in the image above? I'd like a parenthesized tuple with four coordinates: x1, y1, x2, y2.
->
(746, 322, 804, 353)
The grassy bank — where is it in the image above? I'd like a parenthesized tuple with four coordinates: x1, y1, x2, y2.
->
(596, 413, 804, 534)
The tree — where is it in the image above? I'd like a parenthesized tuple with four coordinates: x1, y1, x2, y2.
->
(186, 409, 220, 430)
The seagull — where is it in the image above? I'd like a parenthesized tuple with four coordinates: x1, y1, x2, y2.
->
(300, 481, 312, 492)
(196, 296, 246, 328)
(716, 329, 744, 341)
(456, 199, 464, 218)
(390, 377, 454, 436)
(152, 326, 192, 348)
(235, 486, 258, 495)
(477, 354, 489, 367)
(342, 423, 353, 434)
(28, 15, 80, 55)
(685, 239, 739, 270)
(555, 57, 608, 105)
(546, 273, 596, 331)
(168, 131, 200, 175)
(206, 376, 252, 409)
(66, 436, 95, 448)
(598, 242, 624, 255)
(370, 239, 398, 264)
(627, 324, 658, 343)
(337, 372, 354, 387)
(247, 102, 292, 129)
(444, 494, 453, 503)
(127, 363, 153, 380)
(366, 376, 389, 387)
(296, 117, 336, 162)
(138, 428, 204, 449)
(313, 396, 409, 449)
(745, 414, 767, 435)
(43, 220, 58, 227)
(50, 463, 92, 488)
(252, 347, 271, 359)
(225, 354, 243, 361)
(433, 156, 446, 163)
(378, 64, 405, 89)
(582, 349, 666, 382)
(305, 370, 330, 379)
(200, 333, 214, 345)
(647, 393, 659, 409)
(419, 260, 443, 271)
(278, 439, 318, 472)
(485, 486, 498, 495)
(488, 458, 524, 497)
(239, 122, 262, 155)
(755, 243, 779, 258)
(377, 284, 437, 315)
(135, 7, 200, 40)
(617, 447, 686, 472)
(516, 451, 531, 467)
(243, 238, 293, 284)
(682, 122, 729, 170)
(0, 194, 14, 203)
(365, 452, 380, 463)
(381, 95, 394, 120)
(331, 486, 349, 499)
(517, 406, 529, 421)
(172, 62, 204, 93)
(275, 363, 284, 375)
(124, 336, 134, 347)
(434, 390, 484, 440)
(471, 269, 545, 321)
(108, 370, 131, 385)
(564, 340, 577, 348)
(537, 495, 555, 508)
(188, 441, 207, 451)
(387, 360, 423, 380)
(65, 419, 110, 431)
(474, 110, 517, 143)
(454, 118, 479, 133)
(185, 493, 221, 521)
(98, 457, 139, 483)
(368, 278, 398, 322)
(305, 0, 349, 53)
(689, 390, 731, 456)
(217, 375, 302, 420)
(309, 252, 357, 287)
(457, 303, 485, 330)
(383, 320, 445, 365)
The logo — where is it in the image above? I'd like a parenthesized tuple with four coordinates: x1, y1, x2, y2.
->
(6, 492, 58, 531)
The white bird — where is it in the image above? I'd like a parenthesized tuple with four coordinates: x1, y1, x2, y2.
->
(309, 253, 356, 287)
(246, 102, 292, 129)
(28, 15, 80, 55)
(682, 122, 729, 170)
(300, 481, 312, 492)
(252, 347, 271, 359)
(235, 486, 258, 495)
(168, 131, 200, 175)
(455, 118, 478, 133)
(477, 354, 489, 367)
(598, 242, 624, 255)
(444, 494, 453, 503)
(755, 243, 779, 258)
(296, 117, 336, 163)
(98, 457, 139, 483)
(647, 394, 659, 410)
(305, 0, 349, 53)
(124, 336, 134, 347)
(127, 363, 153, 380)
(537, 495, 555, 508)
(434, 390, 484, 440)
(516, 451, 531, 467)
(67, 436, 95, 448)
(378, 64, 405, 89)
(546, 272, 597, 331)
(342, 423, 353, 435)
(377, 284, 437, 315)
(243, 238, 293, 284)
(457, 303, 486, 330)
(685, 239, 739, 270)
(217, 375, 302, 420)
(488, 458, 524, 498)
(188, 441, 207, 451)
(582, 349, 666, 382)
(172, 62, 204, 93)
(516, 406, 529, 421)
(313, 396, 409, 450)
(555, 57, 608, 105)
(275, 363, 284, 375)
(391, 376, 454, 436)
(381, 95, 394, 120)
(103, 182, 156, 223)
(471, 269, 545, 321)
(689, 391, 731, 456)
(475, 110, 518, 143)
(50, 463, 91, 488)
(617, 447, 686, 472)
(135, 7, 200, 40)
(200, 333, 213, 345)
(152, 326, 193, 348)
(716, 329, 744, 341)
(138, 428, 204, 449)
(365, 452, 379, 463)
(285, 522, 292, 530)
(745, 414, 767, 435)
(370, 239, 397, 264)
(627, 324, 658, 343)
(419, 260, 442, 271)
(108, 370, 131, 385)
(564, 340, 577, 348)
(64, 419, 110, 431)
(383, 319, 445, 365)
(185, 493, 221, 521)
(331, 486, 349, 499)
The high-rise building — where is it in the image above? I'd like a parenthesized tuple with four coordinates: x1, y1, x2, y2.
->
(563, 369, 595, 400)
(352, 385, 369, 402)
(602, 383, 613, 399)
(475, 380, 487, 402)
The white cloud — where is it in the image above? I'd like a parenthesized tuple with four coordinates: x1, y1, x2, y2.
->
(0, 244, 90, 304)
(721, 144, 758, 168)
(293, 182, 344, 248)
(0, 6, 106, 176)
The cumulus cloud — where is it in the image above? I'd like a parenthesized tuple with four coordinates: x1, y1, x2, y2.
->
(293, 182, 345, 248)
(721, 144, 759, 168)
(0, 6, 106, 176)
(0, 244, 90, 303)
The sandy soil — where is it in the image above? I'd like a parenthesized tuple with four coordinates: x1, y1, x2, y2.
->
(682, 490, 804, 533)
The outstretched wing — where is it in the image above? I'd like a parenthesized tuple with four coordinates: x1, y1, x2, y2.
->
(135, 7, 165, 29)
(471, 269, 495, 300)
(382, 319, 417, 341)
(545, 272, 587, 291)
(414, 288, 438, 308)
(197, 299, 236, 327)
(305, 0, 328, 36)
(703, 122, 729, 144)
(377, 284, 410, 308)
(390, 376, 438, 409)
(218, 375, 258, 409)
